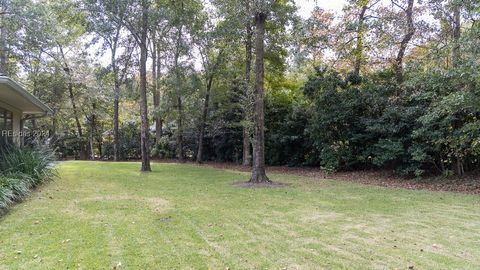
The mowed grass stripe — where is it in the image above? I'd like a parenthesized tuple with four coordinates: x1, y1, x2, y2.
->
(0, 161, 479, 269)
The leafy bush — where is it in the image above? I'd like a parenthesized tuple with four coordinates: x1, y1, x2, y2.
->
(151, 136, 176, 159)
(102, 122, 142, 160)
(0, 144, 56, 213)
(299, 60, 480, 177)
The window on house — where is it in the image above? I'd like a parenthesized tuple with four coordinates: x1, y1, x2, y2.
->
(0, 107, 13, 146)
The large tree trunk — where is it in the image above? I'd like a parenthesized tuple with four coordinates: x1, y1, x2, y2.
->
(249, 12, 270, 183)
(353, 3, 368, 77)
(394, 0, 415, 84)
(174, 26, 184, 162)
(139, 0, 151, 172)
(243, 2, 253, 166)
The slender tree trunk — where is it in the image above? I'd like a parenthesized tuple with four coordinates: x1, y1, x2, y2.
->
(59, 46, 86, 160)
(196, 75, 214, 163)
(31, 80, 38, 129)
(452, 4, 461, 67)
(113, 78, 120, 160)
(0, 13, 6, 75)
(67, 77, 86, 160)
(249, 12, 270, 183)
(176, 93, 183, 162)
(0, 0, 7, 76)
(452, 3, 463, 176)
(196, 49, 223, 164)
(152, 36, 162, 143)
(112, 50, 121, 161)
(98, 141, 103, 158)
(139, 0, 151, 172)
(156, 44, 163, 138)
(174, 26, 184, 162)
(89, 103, 96, 160)
(394, 0, 415, 84)
(243, 3, 253, 166)
(353, 4, 368, 77)
(51, 109, 57, 139)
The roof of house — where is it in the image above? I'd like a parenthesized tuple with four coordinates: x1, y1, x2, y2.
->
(0, 76, 53, 115)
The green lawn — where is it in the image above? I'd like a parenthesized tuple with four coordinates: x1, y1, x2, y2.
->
(0, 161, 479, 269)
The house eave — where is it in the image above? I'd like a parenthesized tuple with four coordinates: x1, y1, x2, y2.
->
(0, 76, 53, 115)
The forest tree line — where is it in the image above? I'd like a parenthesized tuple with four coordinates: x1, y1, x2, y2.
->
(0, 0, 479, 177)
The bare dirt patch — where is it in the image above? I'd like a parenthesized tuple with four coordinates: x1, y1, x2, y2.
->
(232, 181, 290, 189)
(195, 162, 480, 194)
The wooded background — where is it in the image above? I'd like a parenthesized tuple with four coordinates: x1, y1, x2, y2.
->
(0, 0, 479, 177)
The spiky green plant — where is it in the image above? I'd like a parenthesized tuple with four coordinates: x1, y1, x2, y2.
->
(0, 144, 57, 213)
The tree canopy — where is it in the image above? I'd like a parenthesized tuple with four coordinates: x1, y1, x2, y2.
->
(0, 0, 479, 177)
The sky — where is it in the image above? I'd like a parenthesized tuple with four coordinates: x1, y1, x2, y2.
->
(296, 0, 347, 18)
(90, 0, 350, 69)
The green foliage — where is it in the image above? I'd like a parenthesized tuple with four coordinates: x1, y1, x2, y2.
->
(103, 122, 142, 160)
(151, 136, 176, 159)
(300, 57, 480, 176)
(0, 144, 57, 212)
(265, 84, 314, 166)
(304, 67, 371, 171)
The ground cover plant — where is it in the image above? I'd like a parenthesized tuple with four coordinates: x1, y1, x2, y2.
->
(0, 145, 56, 213)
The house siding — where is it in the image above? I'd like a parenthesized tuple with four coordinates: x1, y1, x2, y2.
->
(0, 100, 22, 146)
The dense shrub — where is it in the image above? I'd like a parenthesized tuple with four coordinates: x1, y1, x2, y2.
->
(0, 144, 56, 212)
(265, 89, 315, 166)
(151, 136, 176, 159)
(299, 63, 480, 176)
(102, 122, 142, 160)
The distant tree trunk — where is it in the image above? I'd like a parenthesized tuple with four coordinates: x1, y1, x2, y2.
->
(89, 102, 96, 160)
(174, 25, 184, 162)
(394, 0, 415, 84)
(139, 0, 151, 172)
(69, 82, 86, 160)
(97, 135, 103, 159)
(159, 46, 163, 138)
(196, 72, 216, 163)
(195, 79, 211, 164)
(451, 3, 463, 176)
(249, 12, 270, 183)
(31, 80, 38, 129)
(196, 50, 223, 164)
(152, 40, 162, 143)
(112, 49, 120, 161)
(452, 4, 461, 67)
(0, 12, 6, 75)
(67, 73, 86, 160)
(59, 46, 86, 160)
(353, 3, 368, 77)
(243, 1, 253, 166)
(51, 112, 57, 140)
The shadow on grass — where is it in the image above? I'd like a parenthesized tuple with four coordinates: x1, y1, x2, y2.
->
(232, 181, 290, 189)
